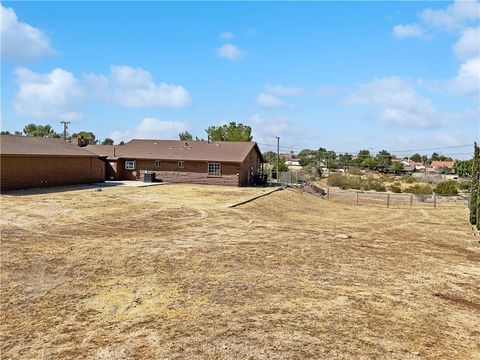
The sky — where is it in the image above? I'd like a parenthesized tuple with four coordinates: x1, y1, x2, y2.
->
(1, 1, 479, 159)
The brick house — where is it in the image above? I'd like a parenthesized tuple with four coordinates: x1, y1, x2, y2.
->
(86, 139, 264, 186)
(1, 135, 105, 191)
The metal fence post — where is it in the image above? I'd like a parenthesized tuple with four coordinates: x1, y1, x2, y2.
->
(410, 194, 413, 208)
(356, 192, 359, 205)
(387, 194, 390, 208)
(327, 187, 330, 200)
(433, 194, 437, 209)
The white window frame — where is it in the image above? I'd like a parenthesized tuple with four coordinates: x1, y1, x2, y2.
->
(125, 160, 136, 170)
(208, 162, 221, 177)
(155, 160, 161, 168)
(178, 161, 185, 169)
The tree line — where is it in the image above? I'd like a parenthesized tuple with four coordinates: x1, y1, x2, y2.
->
(1, 124, 118, 145)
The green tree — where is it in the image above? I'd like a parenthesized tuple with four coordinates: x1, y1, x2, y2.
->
(391, 162, 404, 174)
(338, 153, 352, 170)
(119, 141, 126, 145)
(470, 143, 479, 227)
(454, 160, 472, 176)
(23, 123, 60, 138)
(72, 131, 96, 143)
(263, 151, 276, 164)
(376, 150, 393, 169)
(356, 149, 372, 168)
(272, 156, 289, 173)
(410, 153, 422, 162)
(179, 131, 193, 141)
(205, 122, 252, 141)
(1, 131, 11, 135)
(101, 138, 114, 145)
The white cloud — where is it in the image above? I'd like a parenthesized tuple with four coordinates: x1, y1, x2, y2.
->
(393, 24, 425, 39)
(256, 93, 285, 108)
(1, 4, 56, 62)
(345, 77, 441, 128)
(219, 31, 234, 40)
(217, 43, 244, 61)
(13, 67, 83, 121)
(85, 65, 192, 108)
(432, 133, 463, 146)
(255, 84, 305, 108)
(449, 57, 480, 94)
(264, 85, 304, 97)
(110, 117, 188, 143)
(453, 26, 480, 60)
(419, 0, 480, 32)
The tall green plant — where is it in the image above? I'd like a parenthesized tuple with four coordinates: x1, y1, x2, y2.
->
(470, 142, 479, 226)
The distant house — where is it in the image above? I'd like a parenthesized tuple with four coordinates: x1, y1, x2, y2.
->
(430, 160, 455, 174)
(0, 135, 105, 191)
(285, 160, 302, 171)
(412, 161, 426, 171)
(86, 139, 264, 186)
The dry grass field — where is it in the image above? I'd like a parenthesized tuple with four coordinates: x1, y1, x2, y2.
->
(1, 184, 479, 359)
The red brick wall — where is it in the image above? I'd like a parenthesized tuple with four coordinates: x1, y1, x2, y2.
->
(239, 148, 262, 186)
(1, 155, 105, 191)
(117, 159, 241, 186)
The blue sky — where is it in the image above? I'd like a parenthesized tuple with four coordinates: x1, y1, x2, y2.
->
(1, 1, 479, 158)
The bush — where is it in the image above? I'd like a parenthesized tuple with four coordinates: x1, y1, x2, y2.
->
(348, 167, 363, 175)
(434, 180, 458, 196)
(405, 184, 433, 195)
(327, 174, 385, 192)
(364, 177, 386, 192)
(389, 182, 402, 193)
(327, 173, 346, 187)
(400, 174, 416, 183)
(457, 180, 471, 191)
(405, 184, 433, 202)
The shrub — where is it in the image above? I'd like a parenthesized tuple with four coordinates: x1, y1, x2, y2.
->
(457, 180, 471, 191)
(364, 177, 386, 192)
(389, 182, 402, 193)
(327, 173, 345, 187)
(405, 184, 433, 195)
(434, 180, 458, 196)
(382, 174, 395, 183)
(348, 167, 363, 175)
(405, 184, 433, 202)
(400, 174, 416, 183)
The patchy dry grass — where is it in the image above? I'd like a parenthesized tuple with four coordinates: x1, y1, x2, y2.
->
(1, 184, 479, 359)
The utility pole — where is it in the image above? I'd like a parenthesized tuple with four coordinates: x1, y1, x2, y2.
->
(60, 121, 70, 141)
(275, 136, 280, 181)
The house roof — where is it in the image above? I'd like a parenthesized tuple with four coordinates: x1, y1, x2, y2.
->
(431, 161, 455, 168)
(0, 135, 99, 157)
(86, 139, 263, 163)
(84, 144, 119, 159)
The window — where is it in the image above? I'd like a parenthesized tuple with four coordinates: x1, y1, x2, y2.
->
(178, 161, 185, 169)
(208, 163, 221, 176)
(155, 160, 161, 168)
(125, 160, 136, 170)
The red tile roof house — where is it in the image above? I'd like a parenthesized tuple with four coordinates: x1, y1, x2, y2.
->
(86, 139, 264, 186)
(0, 135, 105, 191)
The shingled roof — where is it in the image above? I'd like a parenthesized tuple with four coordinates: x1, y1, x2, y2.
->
(87, 139, 263, 163)
(0, 135, 99, 157)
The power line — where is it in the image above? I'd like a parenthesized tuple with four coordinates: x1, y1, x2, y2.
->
(257, 142, 473, 156)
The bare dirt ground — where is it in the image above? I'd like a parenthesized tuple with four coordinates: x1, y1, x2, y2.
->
(1, 184, 479, 359)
